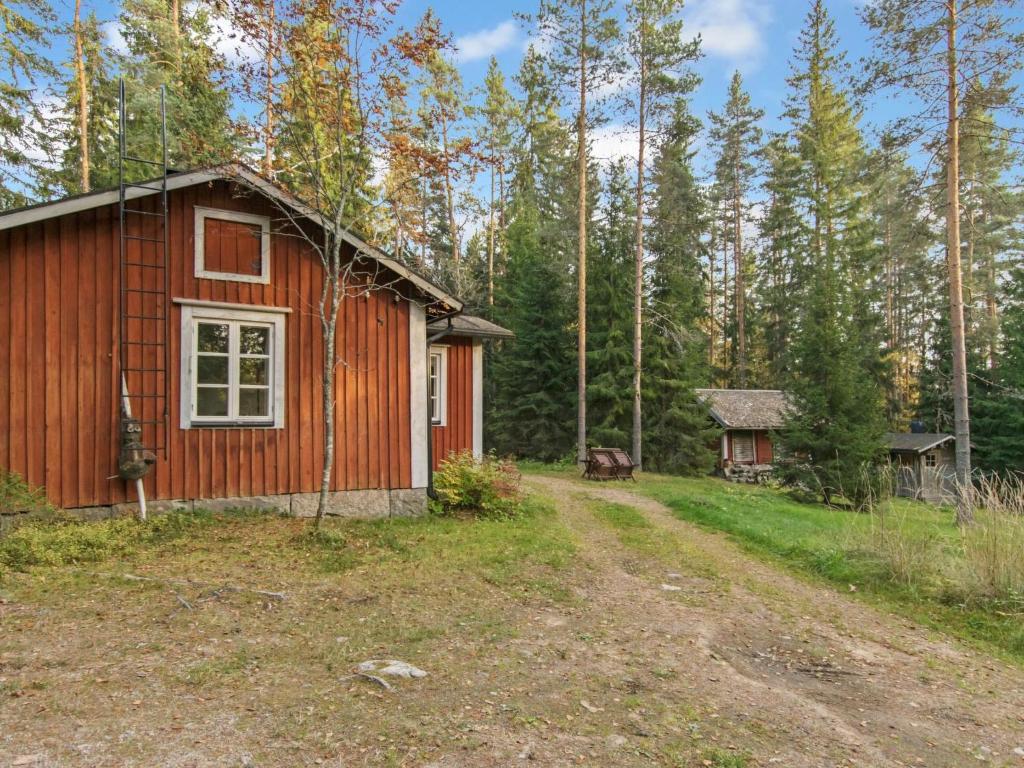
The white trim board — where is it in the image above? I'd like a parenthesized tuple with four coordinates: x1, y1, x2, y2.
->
(194, 206, 271, 284)
(472, 339, 483, 458)
(179, 303, 287, 429)
(409, 303, 428, 489)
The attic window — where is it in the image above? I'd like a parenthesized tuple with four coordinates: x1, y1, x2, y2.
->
(194, 206, 271, 284)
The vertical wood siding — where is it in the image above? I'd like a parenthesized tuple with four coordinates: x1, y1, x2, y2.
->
(755, 431, 774, 464)
(431, 337, 474, 469)
(0, 181, 413, 508)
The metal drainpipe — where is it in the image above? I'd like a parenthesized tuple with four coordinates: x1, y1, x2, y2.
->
(425, 313, 457, 499)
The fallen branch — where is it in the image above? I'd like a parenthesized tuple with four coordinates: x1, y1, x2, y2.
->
(173, 592, 194, 611)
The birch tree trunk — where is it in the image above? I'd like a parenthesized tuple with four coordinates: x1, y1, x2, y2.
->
(945, 0, 973, 524)
(263, 0, 275, 177)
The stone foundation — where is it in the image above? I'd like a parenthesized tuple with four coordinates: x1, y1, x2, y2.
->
(722, 464, 774, 484)
(53, 488, 428, 521)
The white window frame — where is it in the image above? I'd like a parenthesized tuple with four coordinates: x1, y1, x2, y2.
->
(924, 452, 937, 468)
(194, 206, 271, 284)
(429, 345, 448, 426)
(178, 302, 287, 428)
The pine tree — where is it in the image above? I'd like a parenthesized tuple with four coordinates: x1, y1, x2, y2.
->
(862, 0, 1024, 522)
(708, 71, 763, 387)
(623, 0, 700, 467)
(643, 99, 716, 474)
(778, 0, 887, 506)
(0, 0, 56, 207)
(532, 0, 623, 463)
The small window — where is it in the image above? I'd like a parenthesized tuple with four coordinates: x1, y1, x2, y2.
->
(429, 347, 447, 425)
(194, 206, 271, 283)
(180, 305, 286, 428)
(924, 453, 937, 468)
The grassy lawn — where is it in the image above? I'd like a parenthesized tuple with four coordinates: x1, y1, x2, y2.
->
(0, 501, 583, 765)
(526, 464, 1024, 664)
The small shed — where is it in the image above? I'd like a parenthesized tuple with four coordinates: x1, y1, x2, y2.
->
(887, 433, 957, 503)
(696, 389, 789, 478)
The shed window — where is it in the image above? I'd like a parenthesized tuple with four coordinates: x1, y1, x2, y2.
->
(179, 304, 286, 428)
(732, 431, 755, 464)
(924, 452, 937, 468)
(429, 347, 447, 426)
(194, 207, 271, 283)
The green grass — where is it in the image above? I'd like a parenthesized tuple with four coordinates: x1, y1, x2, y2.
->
(626, 472, 1024, 663)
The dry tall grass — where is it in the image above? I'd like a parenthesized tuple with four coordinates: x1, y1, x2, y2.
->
(958, 474, 1024, 603)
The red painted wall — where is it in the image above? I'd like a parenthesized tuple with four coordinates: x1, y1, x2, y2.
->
(0, 180, 414, 508)
(431, 337, 474, 469)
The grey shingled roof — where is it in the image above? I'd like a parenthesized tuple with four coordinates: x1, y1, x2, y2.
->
(428, 314, 514, 340)
(695, 389, 791, 430)
(886, 432, 954, 454)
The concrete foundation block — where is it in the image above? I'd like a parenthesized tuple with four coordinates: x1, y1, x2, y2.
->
(194, 495, 292, 515)
(389, 488, 428, 518)
(110, 499, 193, 517)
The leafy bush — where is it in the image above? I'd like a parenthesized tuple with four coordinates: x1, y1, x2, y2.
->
(431, 452, 524, 519)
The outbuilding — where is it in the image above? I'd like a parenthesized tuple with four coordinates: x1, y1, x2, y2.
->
(696, 389, 789, 480)
(887, 432, 957, 503)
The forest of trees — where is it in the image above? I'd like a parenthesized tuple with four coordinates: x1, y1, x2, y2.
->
(2, 0, 1022, 498)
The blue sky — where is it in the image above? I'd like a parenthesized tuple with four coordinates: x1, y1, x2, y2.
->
(42, 0, 1021, 183)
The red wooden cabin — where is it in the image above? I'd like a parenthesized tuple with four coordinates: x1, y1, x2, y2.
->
(696, 389, 790, 472)
(0, 165, 510, 518)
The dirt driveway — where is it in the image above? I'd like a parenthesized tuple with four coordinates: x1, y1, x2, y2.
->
(521, 475, 1024, 768)
(1, 474, 1022, 767)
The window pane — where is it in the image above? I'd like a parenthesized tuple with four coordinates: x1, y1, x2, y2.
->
(239, 388, 269, 417)
(239, 357, 268, 385)
(197, 355, 229, 384)
(240, 325, 270, 355)
(196, 387, 229, 417)
(197, 323, 229, 353)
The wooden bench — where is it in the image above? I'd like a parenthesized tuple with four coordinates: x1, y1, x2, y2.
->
(583, 447, 638, 481)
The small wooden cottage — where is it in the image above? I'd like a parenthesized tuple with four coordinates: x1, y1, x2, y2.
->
(696, 389, 789, 479)
(887, 432, 957, 503)
(0, 164, 510, 518)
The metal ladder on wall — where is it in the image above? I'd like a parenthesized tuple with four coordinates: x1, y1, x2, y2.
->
(118, 78, 169, 458)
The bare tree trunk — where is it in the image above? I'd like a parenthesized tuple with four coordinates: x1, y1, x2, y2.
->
(721, 227, 729, 381)
(985, 244, 997, 369)
(263, 0, 275, 177)
(631, 50, 645, 469)
(576, 0, 588, 466)
(708, 227, 716, 371)
(945, 0, 973, 525)
(487, 163, 495, 306)
(73, 0, 90, 192)
(733, 167, 746, 387)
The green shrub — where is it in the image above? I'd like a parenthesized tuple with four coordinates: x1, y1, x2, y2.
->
(431, 452, 524, 519)
(0, 470, 57, 532)
(0, 511, 211, 573)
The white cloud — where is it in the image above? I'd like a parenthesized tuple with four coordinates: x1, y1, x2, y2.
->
(454, 20, 520, 64)
(101, 20, 129, 55)
(589, 123, 640, 166)
(686, 0, 770, 63)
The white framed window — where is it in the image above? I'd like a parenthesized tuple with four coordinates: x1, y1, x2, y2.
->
(429, 346, 447, 426)
(924, 452, 937, 468)
(194, 206, 271, 284)
(178, 302, 287, 428)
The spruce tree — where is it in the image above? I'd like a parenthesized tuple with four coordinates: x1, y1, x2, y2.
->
(0, 0, 55, 207)
(708, 71, 763, 387)
(643, 99, 716, 474)
(778, 0, 887, 506)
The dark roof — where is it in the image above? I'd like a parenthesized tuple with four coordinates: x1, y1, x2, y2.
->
(0, 163, 461, 311)
(428, 314, 514, 340)
(886, 432, 954, 453)
(695, 389, 791, 430)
